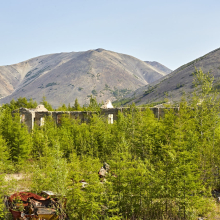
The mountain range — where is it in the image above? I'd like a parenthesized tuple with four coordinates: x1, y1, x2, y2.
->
(0, 49, 171, 107)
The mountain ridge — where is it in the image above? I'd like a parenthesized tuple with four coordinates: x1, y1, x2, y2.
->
(0, 49, 171, 107)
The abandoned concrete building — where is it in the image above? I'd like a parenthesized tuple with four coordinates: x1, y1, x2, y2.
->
(14, 102, 179, 131)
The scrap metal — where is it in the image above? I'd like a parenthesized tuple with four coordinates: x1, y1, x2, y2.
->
(4, 191, 68, 220)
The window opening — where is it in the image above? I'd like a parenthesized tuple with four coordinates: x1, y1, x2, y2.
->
(20, 114, 25, 123)
(40, 117, 45, 126)
(108, 114, 113, 124)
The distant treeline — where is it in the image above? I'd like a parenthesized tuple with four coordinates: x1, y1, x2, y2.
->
(0, 70, 220, 219)
(2, 95, 101, 112)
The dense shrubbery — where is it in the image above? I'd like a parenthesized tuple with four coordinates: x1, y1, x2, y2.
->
(0, 70, 220, 219)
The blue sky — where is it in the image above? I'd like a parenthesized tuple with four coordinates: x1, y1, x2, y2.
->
(0, 0, 220, 70)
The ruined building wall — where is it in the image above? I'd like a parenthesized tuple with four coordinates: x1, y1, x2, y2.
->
(14, 108, 35, 132)
(14, 107, 180, 131)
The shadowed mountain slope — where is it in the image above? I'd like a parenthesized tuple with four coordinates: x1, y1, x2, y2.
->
(124, 47, 220, 106)
(0, 49, 170, 107)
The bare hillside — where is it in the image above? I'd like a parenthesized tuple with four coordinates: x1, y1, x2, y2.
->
(125, 47, 220, 105)
(144, 61, 172, 75)
(0, 49, 170, 107)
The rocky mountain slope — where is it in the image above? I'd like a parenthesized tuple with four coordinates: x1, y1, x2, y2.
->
(0, 49, 170, 107)
(124, 47, 220, 105)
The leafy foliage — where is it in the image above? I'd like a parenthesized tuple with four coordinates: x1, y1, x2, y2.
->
(40, 96, 54, 111)
(1, 110, 32, 165)
(2, 97, 37, 111)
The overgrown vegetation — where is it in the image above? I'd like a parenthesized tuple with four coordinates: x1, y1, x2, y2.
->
(92, 89, 97, 96)
(103, 84, 132, 99)
(1, 70, 220, 219)
(139, 100, 166, 107)
(176, 83, 184, 89)
(112, 88, 132, 99)
(45, 82, 57, 87)
(143, 85, 157, 96)
(112, 97, 134, 107)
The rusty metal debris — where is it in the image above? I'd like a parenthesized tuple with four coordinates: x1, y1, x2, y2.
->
(4, 191, 68, 220)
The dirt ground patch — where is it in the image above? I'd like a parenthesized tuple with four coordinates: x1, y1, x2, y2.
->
(4, 173, 31, 193)
(5, 173, 25, 181)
